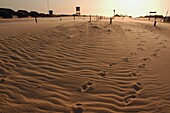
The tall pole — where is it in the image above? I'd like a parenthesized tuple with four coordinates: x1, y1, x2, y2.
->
(89, 15, 91, 22)
(47, 0, 49, 14)
(113, 9, 115, 19)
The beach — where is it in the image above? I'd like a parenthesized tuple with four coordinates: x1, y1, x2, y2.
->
(0, 17, 170, 113)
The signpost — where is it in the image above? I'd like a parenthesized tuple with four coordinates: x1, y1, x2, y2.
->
(149, 11, 156, 20)
(149, 11, 157, 26)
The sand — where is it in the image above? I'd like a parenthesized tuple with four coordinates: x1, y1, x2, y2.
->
(0, 17, 170, 113)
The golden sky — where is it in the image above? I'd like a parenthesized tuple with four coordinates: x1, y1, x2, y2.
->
(0, 0, 169, 17)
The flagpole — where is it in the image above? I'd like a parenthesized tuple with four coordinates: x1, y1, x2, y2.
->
(47, 0, 49, 14)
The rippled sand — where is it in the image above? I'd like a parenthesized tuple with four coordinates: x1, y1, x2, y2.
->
(0, 17, 170, 113)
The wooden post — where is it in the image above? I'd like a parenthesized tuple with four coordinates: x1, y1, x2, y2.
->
(89, 15, 91, 22)
(35, 17, 38, 23)
(154, 20, 157, 26)
(110, 18, 112, 24)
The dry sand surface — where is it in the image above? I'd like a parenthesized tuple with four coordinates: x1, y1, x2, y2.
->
(0, 17, 170, 113)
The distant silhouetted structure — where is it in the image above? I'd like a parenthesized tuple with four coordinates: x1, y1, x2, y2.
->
(0, 8, 16, 18)
(164, 16, 170, 22)
(76, 7, 80, 16)
(49, 10, 53, 15)
(30, 11, 39, 17)
(17, 10, 29, 18)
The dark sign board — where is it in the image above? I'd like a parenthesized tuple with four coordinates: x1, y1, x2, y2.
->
(150, 11, 157, 13)
(76, 7, 80, 11)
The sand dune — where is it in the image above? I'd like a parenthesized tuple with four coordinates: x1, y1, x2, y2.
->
(0, 17, 170, 113)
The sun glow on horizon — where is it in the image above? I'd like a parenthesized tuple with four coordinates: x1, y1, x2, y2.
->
(0, 0, 169, 17)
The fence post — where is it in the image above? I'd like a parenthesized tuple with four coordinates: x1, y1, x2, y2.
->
(35, 17, 38, 23)
(89, 15, 91, 22)
(154, 21, 157, 26)
(110, 18, 112, 24)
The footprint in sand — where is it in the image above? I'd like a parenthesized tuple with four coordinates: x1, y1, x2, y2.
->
(131, 82, 142, 93)
(79, 81, 95, 93)
(123, 94, 137, 106)
(140, 57, 151, 62)
(80, 30, 84, 33)
(109, 62, 117, 67)
(125, 29, 131, 32)
(107, 29, 112, 32)
(150, 52, 158, 57)
(160, 45, 168, 48)
(130, 52, 137, 55)
(71, 103, 83, 113)
(138, 63, 146, 69)
(67, 35, 74, 39)
(158, 42, 164, 45)
(140, 40, 146, 43)
(137, 44, 144, 46)
(155, 37, 159, 39)
(0, 78, 5, 83)
(137, 47, 145, 51)
(154, 49, 161, 52)
(99, 70, 107, 77)
(162, 39, 168, 42)
(128, 71, 141, 78)
(122, 57, 129, 62)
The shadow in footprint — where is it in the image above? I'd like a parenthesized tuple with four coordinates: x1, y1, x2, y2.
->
(158, 42, 164, 45)
(130, 52, 137, 55)
(109, 62, 117, 67)
(125, 29, 131, 32)
(131, 82, 142, 93)
(140, 57, 151, 62)
(137, 44, 144, 46)
(71, 103, 83, 113)
(140, 40, 146, 43)
(163, 40, 168, 42)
